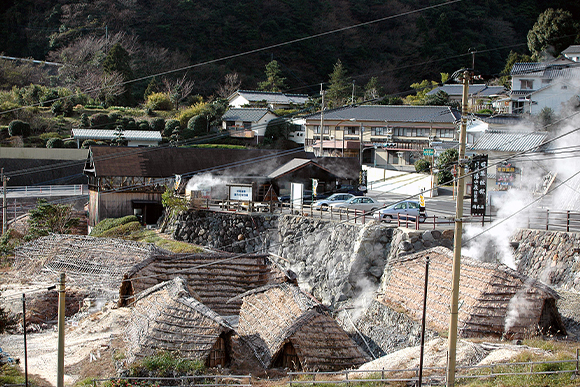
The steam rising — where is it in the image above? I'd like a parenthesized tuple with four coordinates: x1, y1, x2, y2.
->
(185, 173, 230, 199)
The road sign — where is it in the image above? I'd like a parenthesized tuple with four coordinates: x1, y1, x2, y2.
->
(423, 148, 434, 156)
(419, 194, 425, 207)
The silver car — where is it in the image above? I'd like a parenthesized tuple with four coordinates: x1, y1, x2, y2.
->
(312, 193, 354, 210)
(373, 200, 426, 222)
(329, 196, 381, 212)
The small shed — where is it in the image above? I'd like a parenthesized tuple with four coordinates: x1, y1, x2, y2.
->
(72, 129, 162, 147)
(380, 246, 566, 339)
(125, 252, 287, 316)
(125, 277, 234, 368)
(236, 283, 368, 371)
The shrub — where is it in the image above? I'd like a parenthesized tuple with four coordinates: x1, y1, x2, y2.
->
(46, 138, 64, 148)
(125, 118, 138, 131)
(90, 215, 139, 237)
(414, 158, 431, 173)
(80, 113, 90, 128)
(128, 351, 205, 377)
(8, 120, 31, 137)
(63, 140, 77, 148)
(39, 132, 61, 144)
(81, 139, 97, 149)
(176, 102, 207, 127)
(184, 115, 207, 138)
(90, 113, 110, 129)
(164, 119, 180, 137)
(98, 221, 142, 238)
(137, 121, 150, 131)
(146, 92, 173, 111)
(151, 117, 165, 132)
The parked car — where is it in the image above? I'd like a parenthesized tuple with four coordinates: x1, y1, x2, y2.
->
(329, 196, 381, 212)
(334, 185, 364, 196)
(312, 193, 354, 210)
(279, 190, 330, 204)
(373, 200, 426, 223)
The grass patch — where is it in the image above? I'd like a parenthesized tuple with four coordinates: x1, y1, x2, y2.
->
(0, 364, 26, 385)
(128, 351, 205, 377)
(98, 221, 143, 238)
(183, 143, 246, 149)
(90, 215, 139, 236)
(126, 229, 203, 253)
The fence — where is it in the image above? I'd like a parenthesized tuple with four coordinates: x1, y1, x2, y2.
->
(526, 209, 580, 232)
(2, 185, 87, 197)
(91, 374, 252, 387)
(288, 351, 580, 386)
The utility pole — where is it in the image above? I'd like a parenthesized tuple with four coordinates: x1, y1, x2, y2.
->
(57, 273, 66, 387)
(319, 84, 325, 158)
(359, 122, 364, 166)
(2, 168, 7, 235)
(446, 70, 471, 387)
(22, 294, 28, 387)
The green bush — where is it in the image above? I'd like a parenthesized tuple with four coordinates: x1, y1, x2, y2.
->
(146, 92, 173, 111)
(414, 158, 431, 173)
(128, 351, 205, 377)
(151, 117, 165, 132)
(90, 215, 139, 237)
(80, 113, 90, 128)
(137, 120, 150, 131)
(8, 120, 31, 137)
(64, 140, 77, 148)
(164, 119, 180, 137)
(90, 113, 111, 129)
(184, 115, 207, 138)
(46, 138, 64, 148)
(81, 139, 97, 148)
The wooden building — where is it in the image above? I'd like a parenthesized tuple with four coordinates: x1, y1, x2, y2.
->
(381, 246, 566, 339)
(236, 282, 368, 371)
(124, 277, 235, 368)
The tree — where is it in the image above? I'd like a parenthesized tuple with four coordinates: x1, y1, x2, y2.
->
(537, 107, 555, 129)
(414, 158, 431, 173)
(404, 79, 439, 105)
(265, 117, 294, 142)
(162, 74, 195, 110)
(46, 138, 65, 148)
(103, 43, 134, 105)
(527, 9, 579, 61)
(112, 125, 126, 146)
(258, 60, 286, 92)
(217, 72, 242, 98)
(160, 186, 188, 233)
(326, 59, 351, 108)
(26, 199, 79, 240)
(435, 148, 458, 185)
(8, 120, 31, 137)
(364, 77, 381, 101)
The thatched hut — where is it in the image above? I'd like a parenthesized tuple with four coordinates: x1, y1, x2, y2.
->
(381, 246, 566, 339)
(125, 277, 234, 368)
(125, 252, 287, 316)
(235, 282, 368, 371)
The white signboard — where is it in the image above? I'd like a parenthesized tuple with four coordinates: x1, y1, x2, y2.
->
(229, 185, 253, 201)
(291, 182, 305, 209)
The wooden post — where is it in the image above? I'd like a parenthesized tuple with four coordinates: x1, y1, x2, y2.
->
(57, 273, 66, 387)
(546, 209, 549, 231)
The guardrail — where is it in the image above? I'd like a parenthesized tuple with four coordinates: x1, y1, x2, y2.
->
(289, 351, 580, 386)
(2, 185, 87, 197)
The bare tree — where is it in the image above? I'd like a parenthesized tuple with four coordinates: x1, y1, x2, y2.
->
(79, 70, 125, 106)
(162, 74, 195, 110)
(217, 72, 241, 98)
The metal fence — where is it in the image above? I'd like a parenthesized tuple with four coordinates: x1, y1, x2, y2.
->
(288, 351, 580, 386)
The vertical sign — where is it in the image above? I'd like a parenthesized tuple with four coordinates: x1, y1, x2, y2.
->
(312, 179, 318, 198)
(359, 170, 368, 192)
(496, 162, 516, 186)
(470, 154, 488, 216)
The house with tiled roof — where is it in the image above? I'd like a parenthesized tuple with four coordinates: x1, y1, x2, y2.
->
(72, 129, 161, 147)
(221, 107, 278, 142)
(304, 105, 460, 168)
(426, 84, 507, 111)
(503, 54, 580, 115)
(228, 90, 310, 109)
(562, 45, 580, 62)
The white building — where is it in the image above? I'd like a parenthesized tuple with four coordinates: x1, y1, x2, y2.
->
(221, 107, 278, 142)
(228, 90, 309, 110)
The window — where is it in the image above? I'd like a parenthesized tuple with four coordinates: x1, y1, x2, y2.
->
(394, 203, 406, 210)
(393, 127, 406, 136)
(313, 125, 330, 134)
(371, 127, 388, 135)
(226, 121, 235, 128)
(437, 129, 454, 138)
(345, 126, 359, 135)
(520, 79, 533, 90)
(243, 121, 251, 130)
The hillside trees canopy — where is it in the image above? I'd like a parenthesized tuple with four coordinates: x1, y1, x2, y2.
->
(258, 60, 286, 92)
(527, 8, 580, 61)
(326, 59, 351, 108)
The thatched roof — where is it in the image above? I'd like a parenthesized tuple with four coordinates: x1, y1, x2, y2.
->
(381, 246, 565, 339)
(125, 277, 233, 364)
(237, 282, 368, 371)
(126, 252, 287, 316)
(13, 234, 163, 292)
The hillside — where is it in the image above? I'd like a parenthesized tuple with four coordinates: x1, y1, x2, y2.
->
(2, 0, 579, 97)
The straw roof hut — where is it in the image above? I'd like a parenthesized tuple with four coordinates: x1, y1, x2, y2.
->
(236, 282, 368, 371)
(125, 252, 287, 316)
(381, 247, 566, 339)
(125, 277, 234, 368)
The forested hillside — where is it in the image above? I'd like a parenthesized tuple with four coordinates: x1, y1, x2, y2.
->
(1, 0, 579, 97)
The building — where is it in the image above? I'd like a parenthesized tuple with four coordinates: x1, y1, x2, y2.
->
(221, 107, 278, 143)
(381, 247, 565, 339)
(304, 105, 460, 168)
(124, 277, 235, 368)
(236, 282, 368, 370)
(502, 56, 580, 115)
(562, 45, 580, 62)
(72, 129, 162, 147)
(228, 90, 309, 109)
(426, 84, 507, 111)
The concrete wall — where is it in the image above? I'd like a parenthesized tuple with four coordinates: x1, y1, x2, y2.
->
(0, 147, 88, 160)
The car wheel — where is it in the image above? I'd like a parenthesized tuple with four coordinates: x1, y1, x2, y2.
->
(321, 204, 328, 211)
(383, 215, 393, 223)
